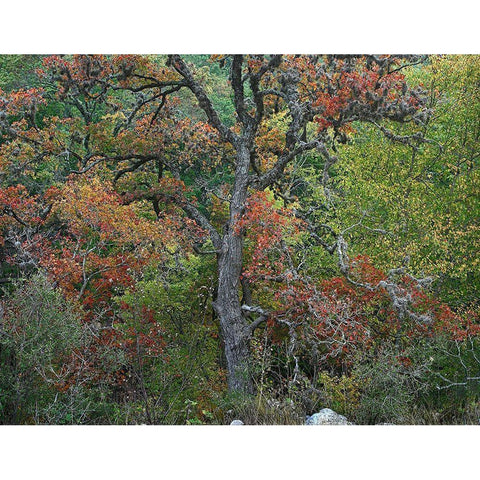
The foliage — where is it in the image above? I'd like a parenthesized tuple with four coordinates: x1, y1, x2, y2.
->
(0, 274, 93, 424)
(111, 255, 226, 424)
(0, 54, 478, 424)
(327, 55, 480, 307)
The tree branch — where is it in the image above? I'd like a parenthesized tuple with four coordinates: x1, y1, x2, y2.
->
(181, 201, 222, 251)
(252, 139, 322, 190)
(167, 55, 238, 146)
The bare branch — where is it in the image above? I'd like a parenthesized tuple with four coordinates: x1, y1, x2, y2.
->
(167, 55, 238, 146)
(181, 201, 222, 251)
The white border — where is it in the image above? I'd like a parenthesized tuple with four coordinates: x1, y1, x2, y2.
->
(0, 2, 478, 478)
(0, 0, 478, 53)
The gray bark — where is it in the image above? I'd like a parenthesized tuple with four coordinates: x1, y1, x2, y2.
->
(213, 142, 254, 393)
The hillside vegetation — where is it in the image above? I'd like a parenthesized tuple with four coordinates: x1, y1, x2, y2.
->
(0, 54, 478, 424)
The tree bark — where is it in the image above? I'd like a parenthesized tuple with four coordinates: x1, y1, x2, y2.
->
(213, 142, 254, 394)
(214, 247, 253, 393)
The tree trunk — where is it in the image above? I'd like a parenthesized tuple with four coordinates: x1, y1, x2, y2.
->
(214, 247, 253, 393)
(213, 142, 254, 394)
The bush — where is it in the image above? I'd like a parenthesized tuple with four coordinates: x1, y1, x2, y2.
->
(351, 348, 428, 425)
(0, 273, 95, 424)
(316, 371, 362, 420)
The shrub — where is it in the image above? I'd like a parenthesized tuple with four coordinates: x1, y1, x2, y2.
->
(0, 273, 93, 424)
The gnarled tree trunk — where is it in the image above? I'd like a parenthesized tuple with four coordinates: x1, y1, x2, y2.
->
(214, 246, 253, 393)
(213, 142, 254, 394)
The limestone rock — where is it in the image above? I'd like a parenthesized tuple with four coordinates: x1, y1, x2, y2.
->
(305, 408, 349, 425)
(230, 419, 244, 425)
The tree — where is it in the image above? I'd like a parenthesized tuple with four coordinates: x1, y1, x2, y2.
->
(1, 55, 429, 394)
(325, 55, 480, 308)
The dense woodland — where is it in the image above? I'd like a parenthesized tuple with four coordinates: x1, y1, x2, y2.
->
(0, 54, 478, 425)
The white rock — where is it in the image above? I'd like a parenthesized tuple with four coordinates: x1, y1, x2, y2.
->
(230, 419, 244, 425)
(306, 408, 348, 425)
